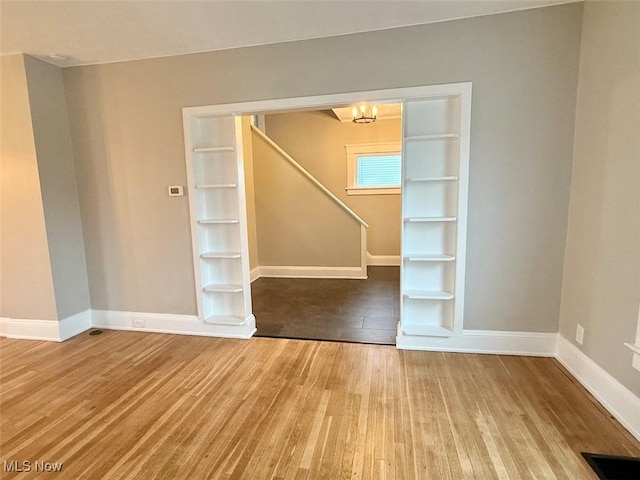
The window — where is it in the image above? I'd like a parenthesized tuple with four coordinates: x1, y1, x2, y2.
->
(345, 142, 402, 195)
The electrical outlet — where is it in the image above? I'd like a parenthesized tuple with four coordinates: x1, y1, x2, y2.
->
(575, 324, 584, 345)
(132, 317, 145, 328)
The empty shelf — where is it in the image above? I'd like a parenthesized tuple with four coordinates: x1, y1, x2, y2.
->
(197, 219, 239, 225)
(195, 184, 237, 189)
(204, 315, 247, 325)
(403, 254, 455, 262)
(193, 146, 235, 153)
(200, 252, 242, 259)
(203, 284, 243, 293)
(404, 217, 457, 223)
(404, 133, 459, 141)
(401, 324, 453, 337)
(405, 176, 458, 183)
(403, 290, 454, 300)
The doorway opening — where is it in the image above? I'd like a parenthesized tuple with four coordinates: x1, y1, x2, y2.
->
(247, 105, 402, 344)
(182, 83, 471, 348)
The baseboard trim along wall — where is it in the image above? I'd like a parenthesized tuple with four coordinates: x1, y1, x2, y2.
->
(0, 309, 92, 341)
(251, 265, 367, 280)
(366, 253, 401, 266)
(555, 334, 640, 442)
(396, 329, 558, 356)
(92, 310, 257, 339)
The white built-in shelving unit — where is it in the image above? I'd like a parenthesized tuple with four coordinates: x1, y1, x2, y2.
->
(183, 114, 255, 336)
(399, 93, 470, 340)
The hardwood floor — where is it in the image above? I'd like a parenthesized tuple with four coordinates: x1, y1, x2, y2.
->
(252, 266, 399, 344)
(1, 331, 639, 479)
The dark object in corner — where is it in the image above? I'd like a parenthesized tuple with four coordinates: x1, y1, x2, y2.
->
(581, 452, 640, 480)
(89, 329, 103, 336)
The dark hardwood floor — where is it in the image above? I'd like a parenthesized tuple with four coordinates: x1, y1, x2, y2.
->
(252, 266, 399, 344)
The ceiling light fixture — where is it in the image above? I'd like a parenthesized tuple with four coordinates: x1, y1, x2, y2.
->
(352, 105, 377, 124)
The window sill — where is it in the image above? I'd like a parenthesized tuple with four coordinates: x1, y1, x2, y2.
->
(346, 187, 401, 196)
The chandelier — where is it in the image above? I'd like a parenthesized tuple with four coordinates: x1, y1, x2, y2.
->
(352, 105, 378, 124)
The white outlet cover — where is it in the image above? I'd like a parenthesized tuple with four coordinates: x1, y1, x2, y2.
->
(168, 185, 184, 196)
(132, 317, 145, 328)
(576, 324, 584, 345)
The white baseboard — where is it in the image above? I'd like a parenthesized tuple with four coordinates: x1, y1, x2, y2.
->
(250, 267, 261, 282)
(0, 309, 91, 341)
(255, 265, 367, 280)
(367, 253, 401, 266)
(396, 329, 558, 356)
(2, 319, 61, 341)
(92, 310, 256, 339)
(555, 334, 640, 442)
(59, 309, 92, 340)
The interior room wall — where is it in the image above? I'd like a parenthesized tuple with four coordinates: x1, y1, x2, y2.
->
(0, 54, 58, 320)
(558, 1, 640, 397)
(24, 55, 91, 320)
(251, 128, 362, 267)
(63, 3, 582, 332)
(263, 112, 401, 257)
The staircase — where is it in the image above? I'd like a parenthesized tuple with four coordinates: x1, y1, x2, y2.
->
(249, 125, 369, 279)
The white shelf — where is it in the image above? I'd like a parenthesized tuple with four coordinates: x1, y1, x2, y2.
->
(203, 284, 243, 293)
(193, 146, 235, 153)
(204, 315, 247, 326)
(403, 254, 455, 262)
(405, 176, 458, 183)
(200, 252, 242, 259)
(400, 324, 453, 337)
(403, 290, 454, 300)
(404, 133, 459, 141)
(404, 216, 457, 223)
(195, 184, 238, 189)
(197, 219, 239, 225)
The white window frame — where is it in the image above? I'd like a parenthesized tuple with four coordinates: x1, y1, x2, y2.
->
(344, 141, 402, 196)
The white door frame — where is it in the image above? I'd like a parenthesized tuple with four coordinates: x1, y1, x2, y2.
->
(183, 82, 472, 343)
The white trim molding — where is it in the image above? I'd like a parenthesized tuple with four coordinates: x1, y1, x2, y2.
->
(253, 265, 367, 280)
(92, 310, 256, 339)
(556, 334, 640, 442)
(396, 329, 558, 357)
(0, 309, 92, 342)
(59, 309, 93, 340)
(250, 267, 261, 283)
(367, 253, 401, 266)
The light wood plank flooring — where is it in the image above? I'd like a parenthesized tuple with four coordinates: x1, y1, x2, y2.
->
(1, 331, 638, 479)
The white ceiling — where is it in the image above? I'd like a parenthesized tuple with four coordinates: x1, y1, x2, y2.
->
(1, 0, 577, 67)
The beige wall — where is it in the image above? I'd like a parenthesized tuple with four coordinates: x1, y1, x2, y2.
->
(63, 3, 582, 332)
(559, 1, 640, 396)
(251, 128, 362, 267)
(241, 117, 259, 270)
(24, 56, 91, 319)
(0, 54, 58, 320)
(264, 112, 401, 256)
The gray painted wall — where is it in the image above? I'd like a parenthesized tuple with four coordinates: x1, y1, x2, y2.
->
(251, 128, 362, 268)
(24, 56, 91, 319)
(63, 3, 583, 331)
(0, 54, 58, 320)
(559, 1, 640, 397)
(264, 112, 401, 257)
